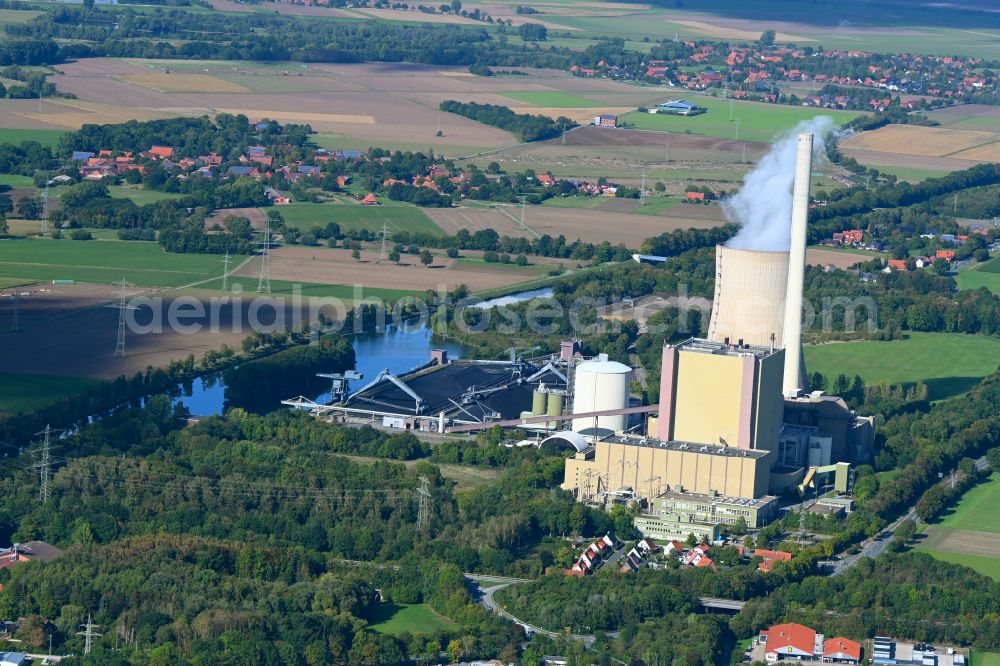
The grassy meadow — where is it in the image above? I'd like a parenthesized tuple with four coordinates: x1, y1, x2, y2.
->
(366, 603, 459, 635)
(0, 371, 100, 414)
(804, 332, 1000, 401)
(958, 255, 1000, 294)
(0, 238, 239, 287)
(622, 96, 860, 142)
(277, 201, 444, 236)
(0, 128, 67, 148)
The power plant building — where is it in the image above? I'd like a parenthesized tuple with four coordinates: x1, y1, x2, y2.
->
(655, 338, 785, 452)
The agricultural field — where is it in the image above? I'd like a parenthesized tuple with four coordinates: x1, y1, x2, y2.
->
(108, 186, 185, 205)
(974, 653, 1000, 666)
(232, 245, 548, 293)
(469, 126, 770, 185)
(35, 58, 658, 157)
(0, 371, 99, 414)
(0, 127, 66, 148)
(805, 248, 874, 270)
(936, 473, 1000, 534)
(917, 474, 1000, 581)
(841, 110, 1000, 176)
(423, 200, 726, 247)
(620, 95, 861, 143)
(957, 255, 1000, 294)
(277, 201, 445, 236)
(803, 332, 1000, 402)
(0, 238, 237, 287)
(366, 603, 459, 635)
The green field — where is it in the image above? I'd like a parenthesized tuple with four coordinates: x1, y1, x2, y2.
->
(958, 255, 1000, 294)
(0, 238, 240, 287)
(974, 652, 1000, 666)
(804, 332, 1000, 401)
(0, 8, 42, 24)
(108, 186, 185, 205)
(0, 174, 35, 189)
(936, 473, 1000, 534)
(501, 91, 604, 108)
(914, 547, 1000, 581)
(277, 201, 444, 236)
(622, 96, 860, 142)
(366, 603, 458, 635)
(0, 371, 100, 414)
(867, 164, 950, 183)
(0, 128, 67, 149)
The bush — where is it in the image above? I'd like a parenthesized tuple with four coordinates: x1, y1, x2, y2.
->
(69, 229, 93, 240)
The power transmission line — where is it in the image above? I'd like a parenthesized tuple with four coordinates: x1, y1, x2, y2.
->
(77, 614, 102, 655)
(40, 181, 50, 237)
(416, 476, 431, 531)
(111, 278, 136, 359)
(10, 290, 18, 332)
(222, 250, 231, 291)
(32, 424, 56, 503)
(256, 217, 271, 293)
(379, 221, 389, 263)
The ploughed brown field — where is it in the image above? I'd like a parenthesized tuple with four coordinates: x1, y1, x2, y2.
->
(0, 283, 309, 379)
(806, 248, 873, 270)
(921, 526, 1000, 559)
(232, 245, 546, 293)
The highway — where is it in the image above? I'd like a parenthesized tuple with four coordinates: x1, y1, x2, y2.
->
(831, 456, 988, 576)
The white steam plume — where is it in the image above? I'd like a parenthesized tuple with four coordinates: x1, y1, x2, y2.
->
(723, 116, 835, 251)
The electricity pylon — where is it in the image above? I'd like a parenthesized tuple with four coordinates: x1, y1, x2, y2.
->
(416, 476, 432, 531)
(33, 424, 55, 503)
(256, 218, 271, 293)
(77, 614, 102, 655)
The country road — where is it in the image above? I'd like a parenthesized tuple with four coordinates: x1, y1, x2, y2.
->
(831, 456, 989, 575)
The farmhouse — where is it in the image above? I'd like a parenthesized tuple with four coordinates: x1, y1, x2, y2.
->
(593, 114, 618, 128)
(361, 193, 380, 206)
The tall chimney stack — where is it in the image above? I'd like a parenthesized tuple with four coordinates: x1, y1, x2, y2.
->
(782, 132, 813, 396)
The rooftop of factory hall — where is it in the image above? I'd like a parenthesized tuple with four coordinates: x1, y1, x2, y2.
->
(600, 434, 771, 460)
(673, 337, 780, 359)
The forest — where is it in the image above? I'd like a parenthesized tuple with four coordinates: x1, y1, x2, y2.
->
(438, 100, 576, 143)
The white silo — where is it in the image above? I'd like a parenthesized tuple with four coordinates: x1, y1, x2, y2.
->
(572, 356, 631, 432)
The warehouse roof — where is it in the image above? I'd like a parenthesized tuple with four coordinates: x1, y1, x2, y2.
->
(675, 337, 778, 359)
(347, 361, 566, 420)
(605, 435, 770, 460)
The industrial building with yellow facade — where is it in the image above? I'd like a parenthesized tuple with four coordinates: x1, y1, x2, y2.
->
(559, 132, 873, 540)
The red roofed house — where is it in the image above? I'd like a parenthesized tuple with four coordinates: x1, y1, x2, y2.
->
(886, 259, 908, 272)
(823, 637, 862, 664)
(754, 548, 792, 573)
(537, 174, 555, 186)
(361, 193, 379, 206)
(936, 249, 956, 260)
(760, 623, 821, 662)
(150, 145, 174, 159)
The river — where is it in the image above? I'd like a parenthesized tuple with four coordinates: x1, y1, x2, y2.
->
(171, 286, 552, 416)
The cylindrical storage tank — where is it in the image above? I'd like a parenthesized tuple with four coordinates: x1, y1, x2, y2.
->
(532, 390, 547, 416)
(807, 443, 822, 469)
(811, 434, 832, 467)
(572, 360, 631, 432)
(546, 393, 564, 428)
(707, 245, 790, 348)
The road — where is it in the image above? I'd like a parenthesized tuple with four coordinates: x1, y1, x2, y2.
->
(831, 456, 988, 576)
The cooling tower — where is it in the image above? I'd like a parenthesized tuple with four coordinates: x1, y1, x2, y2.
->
(707, 245, 790, 348)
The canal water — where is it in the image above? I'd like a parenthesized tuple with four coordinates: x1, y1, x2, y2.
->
(171, 286, 552, 415)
